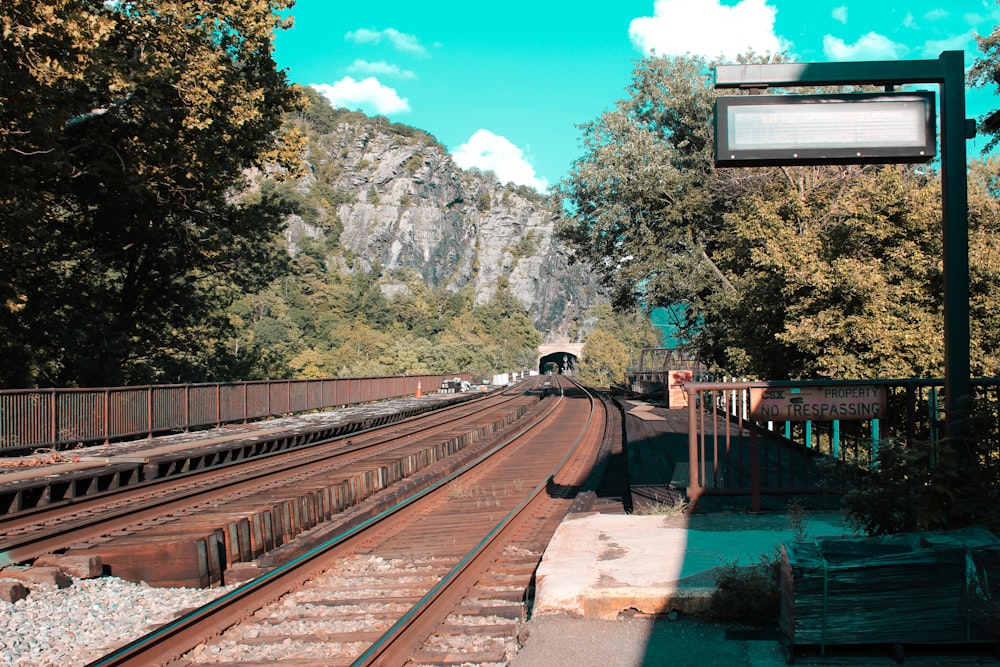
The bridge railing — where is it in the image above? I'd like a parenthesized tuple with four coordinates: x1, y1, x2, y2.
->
(0, 374, 472, 454)
(682, 377, 1000, 510)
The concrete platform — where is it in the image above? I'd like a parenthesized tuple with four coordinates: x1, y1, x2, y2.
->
(517, 399, 999, 666)
(532, 398, 852, 620)
(532, 511, 852, 620)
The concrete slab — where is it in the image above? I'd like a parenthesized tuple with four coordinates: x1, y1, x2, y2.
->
(509, 614, 790, 667)
(532, 511, 853, 620)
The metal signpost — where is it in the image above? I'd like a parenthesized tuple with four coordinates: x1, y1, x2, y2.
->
(714, 51, 974, 449)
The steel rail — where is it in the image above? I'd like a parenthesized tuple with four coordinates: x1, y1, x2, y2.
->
(354, 377, 600, 666)
(84, 376, 572, 667)
(0, 386, 532, 566)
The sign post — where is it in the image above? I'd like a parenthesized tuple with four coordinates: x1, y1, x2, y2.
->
(714, 52, 973, 453)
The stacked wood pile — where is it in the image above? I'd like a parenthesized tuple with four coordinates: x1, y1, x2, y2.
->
(781, 527, 1000, 648)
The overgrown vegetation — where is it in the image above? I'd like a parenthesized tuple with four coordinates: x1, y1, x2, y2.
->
(821, 424, 1000, 537)
(705, 502, 809, 625)
(707, 551, 782, 624)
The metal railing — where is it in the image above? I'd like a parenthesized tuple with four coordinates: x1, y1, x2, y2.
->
(0, 374, 472, 453)
(683, 377, 1000, 510)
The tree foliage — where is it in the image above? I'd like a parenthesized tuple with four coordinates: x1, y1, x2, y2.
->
(558, 53, 1000, 380)
(970, 7, 1000, 153)
(569, 301, 662, 387)
(1, 0, 303, 387)
(575, 330, 630, 387)
(225, 253, 543, 381)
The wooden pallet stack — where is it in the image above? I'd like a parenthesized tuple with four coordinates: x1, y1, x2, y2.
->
(781, 527, 1000, 650)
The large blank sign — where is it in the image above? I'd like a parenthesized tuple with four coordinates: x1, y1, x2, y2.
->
(715, 92, 935, 166)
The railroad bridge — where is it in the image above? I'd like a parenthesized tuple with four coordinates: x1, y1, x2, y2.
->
(536, 342, 584, 374)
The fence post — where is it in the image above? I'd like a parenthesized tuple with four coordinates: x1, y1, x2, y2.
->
(687, 386, 700, 492)
(871, 418, 880, 468)
(103, 388, 110, 445)
(50, 390, 57, 447)
(750, 426, 761, 512)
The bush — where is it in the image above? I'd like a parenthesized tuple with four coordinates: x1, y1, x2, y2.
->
(819, 433, 1000, 536)
(707, 551, 782, 624)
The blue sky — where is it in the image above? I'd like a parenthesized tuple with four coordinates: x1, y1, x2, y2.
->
(273, 0, 1000, 191)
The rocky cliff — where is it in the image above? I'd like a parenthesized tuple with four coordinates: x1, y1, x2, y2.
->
(281, 106, 603, 342)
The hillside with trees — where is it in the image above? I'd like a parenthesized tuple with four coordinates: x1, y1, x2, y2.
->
(222, 87, 647, 383)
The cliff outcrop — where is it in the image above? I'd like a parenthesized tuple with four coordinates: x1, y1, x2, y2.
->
(282, 106, 601, 341)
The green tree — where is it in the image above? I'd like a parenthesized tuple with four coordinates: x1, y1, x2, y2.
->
(325, 321, 396, 377)
(967, 158, 1000, 376)
(474, 280, 543, 371)
(558, 53, 954, 380)
(710, 165, 944, 379)
(1, 0, 303, 387)
(557, 55, 730, 316)
(576, 329, 630, 387)
(970, 8, 1000, 152)
(583, 302, 663, 369)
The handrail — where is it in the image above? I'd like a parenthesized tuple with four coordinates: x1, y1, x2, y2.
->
(0, 374, 472, 453)
(681, 377, 1000, 510)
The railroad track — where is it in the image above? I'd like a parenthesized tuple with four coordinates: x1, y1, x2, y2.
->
(86, 376, 615, 667)
(0, 380, 547, 580)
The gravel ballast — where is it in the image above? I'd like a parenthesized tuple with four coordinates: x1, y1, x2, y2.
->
(0, 575, 229, 666)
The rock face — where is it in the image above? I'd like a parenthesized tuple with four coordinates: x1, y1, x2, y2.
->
(284, 116, 601, 340)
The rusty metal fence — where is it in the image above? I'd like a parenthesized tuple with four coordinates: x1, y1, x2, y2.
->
(0, 374, 472, 453)
(683, 377, 1000, 510)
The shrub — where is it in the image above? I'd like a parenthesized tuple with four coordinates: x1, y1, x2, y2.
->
(820, 432, 1000, 536)
(707, 551, 782, 624)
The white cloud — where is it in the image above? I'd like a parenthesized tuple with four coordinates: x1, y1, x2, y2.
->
(920, 31, 975, 57)
(924, 9, 948, 22)
(347, 59, 417, 80)
(452, 130, 549, 192)
(823, 32, 906, 60)
(344, 27, 428, 56)
(628, 0, 783, 60)
(311, 78, 411, 115)
(832, 6, 848, 24)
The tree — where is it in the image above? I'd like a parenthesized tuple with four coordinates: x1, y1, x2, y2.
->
(582, 302, 663, 369)
(558, 54, 955, 380)
(967, 158, 1000, 376)
(970, 8, 1000, 153)
(1, 0, 303, 387)
(710, 165, 945, 379)
(575, 329, 630, 388)
(557, 55, 725, 316)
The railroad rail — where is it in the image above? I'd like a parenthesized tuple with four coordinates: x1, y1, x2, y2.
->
(0, 391, 481, 514)
(84, 375, 614, 666)
(0, 384, 540, 577)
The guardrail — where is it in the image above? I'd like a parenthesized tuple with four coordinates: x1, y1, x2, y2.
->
(0, 374, 472, 453)
(683, 377, 1000, 510)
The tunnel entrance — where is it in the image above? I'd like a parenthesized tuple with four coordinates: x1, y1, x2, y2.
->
(538, 351, 577, 375)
